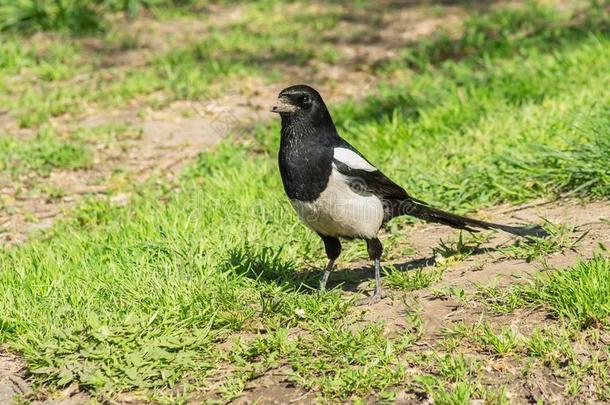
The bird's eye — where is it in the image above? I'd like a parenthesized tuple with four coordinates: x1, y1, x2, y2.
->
(299, 95, 311, 106)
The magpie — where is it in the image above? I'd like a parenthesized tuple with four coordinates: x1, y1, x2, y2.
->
(271, 84, 546, 304)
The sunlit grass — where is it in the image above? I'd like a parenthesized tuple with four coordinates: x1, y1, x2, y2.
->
(523, 256, 610, 329)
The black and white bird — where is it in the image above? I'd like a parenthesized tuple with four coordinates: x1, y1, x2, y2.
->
(271, 84, 546, 304)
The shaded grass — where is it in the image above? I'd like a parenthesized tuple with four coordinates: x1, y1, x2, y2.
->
(0, 0, 224, 34)
(0, 0, 103, 34)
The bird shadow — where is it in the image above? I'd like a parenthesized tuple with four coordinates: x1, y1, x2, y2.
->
(222, 242, 498, 294)
(324, 245, 496, 293)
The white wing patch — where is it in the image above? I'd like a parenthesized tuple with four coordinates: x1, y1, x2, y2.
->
(333, 148, 377, 172)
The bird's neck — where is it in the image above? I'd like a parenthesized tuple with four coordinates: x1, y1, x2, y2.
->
(279, 114, 339, 148)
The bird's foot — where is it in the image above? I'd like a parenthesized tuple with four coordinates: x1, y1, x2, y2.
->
(356, 291, 386, 306)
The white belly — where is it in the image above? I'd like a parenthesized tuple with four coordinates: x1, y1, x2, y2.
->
(290, 170, 384, 239)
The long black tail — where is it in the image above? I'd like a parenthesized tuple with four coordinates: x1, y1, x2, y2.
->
(400, 200, 548, 238)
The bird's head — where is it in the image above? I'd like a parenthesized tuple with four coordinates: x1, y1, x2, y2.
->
(271, 85, 333, 129)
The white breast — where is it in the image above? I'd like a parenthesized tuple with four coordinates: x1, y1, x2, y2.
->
(290, 168, 384, 239)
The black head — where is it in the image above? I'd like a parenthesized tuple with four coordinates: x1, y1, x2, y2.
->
(271, 84, 333, 129)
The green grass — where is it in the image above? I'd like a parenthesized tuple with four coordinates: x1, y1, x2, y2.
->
(388, 0, 610, 70)
(0, 1, 342, 129)
(473, 323, 520, 356)
(475, 256, 610, 330)
(0, 1, 610, 402)
(0, 0, 104, 33)
(329, 42, 610, 211)
(0, 126, 92, 175)
(442, 321, 521, 357)
(2, 1, 607, 132)
(523, 256, 610, 328)
(0, 0, 222, 33)
(434, 232, 489, 262)
(525, 326, 572, 362)
(385, 265, 444, 292)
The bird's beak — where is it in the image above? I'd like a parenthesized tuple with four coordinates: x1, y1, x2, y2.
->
(271, 96, 297, 113)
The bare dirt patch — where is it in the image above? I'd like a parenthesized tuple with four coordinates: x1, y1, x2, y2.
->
(0, 349, 28, 403)
(232, 371, 313, 405)
(1, 348, 89, 404)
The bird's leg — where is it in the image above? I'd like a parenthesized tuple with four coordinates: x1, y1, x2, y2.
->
(357, 238, 385, 305)
(319, 258, 335, 292)
(372, 257, 382, 299)
(317, 234, 341, 293)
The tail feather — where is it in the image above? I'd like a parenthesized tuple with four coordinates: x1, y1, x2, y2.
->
(401, 200, 548, 238)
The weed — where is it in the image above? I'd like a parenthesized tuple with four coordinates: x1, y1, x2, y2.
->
(434, 232, 489, 263)
(473, 282, 526, 314)
(385, 265, 444, 292)
(473, 322, 520, 356)
(522, 256, 610, 329)
(434, 353, 477, 383)
(526, 326, 573, 365)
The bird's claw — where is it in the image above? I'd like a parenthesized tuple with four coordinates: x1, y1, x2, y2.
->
(356, 291, 386, 306)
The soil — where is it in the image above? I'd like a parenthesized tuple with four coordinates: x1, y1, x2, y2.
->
(0, 350, 27, 404)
